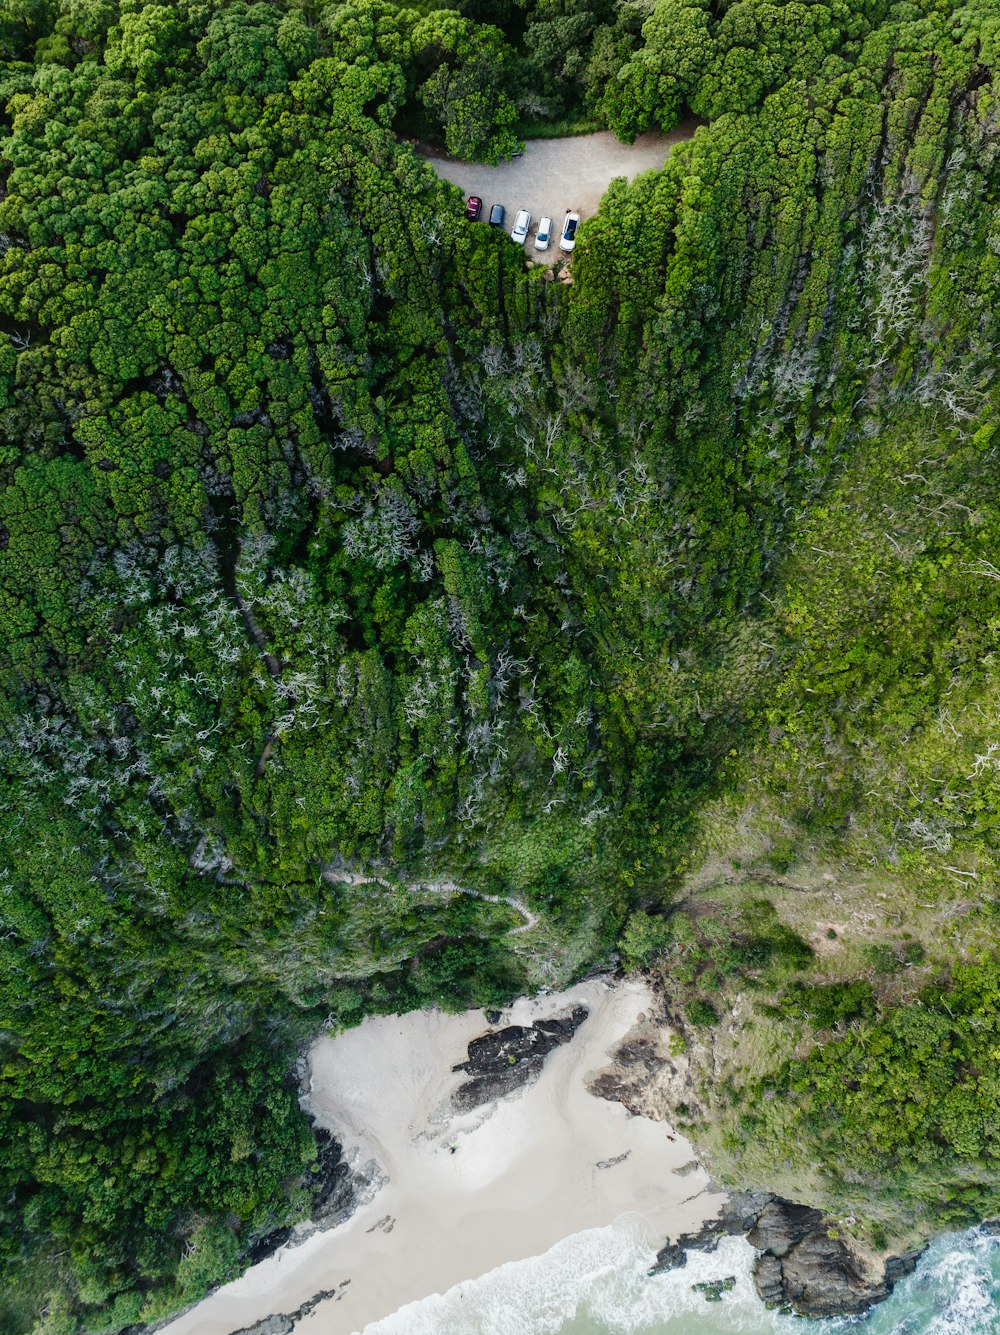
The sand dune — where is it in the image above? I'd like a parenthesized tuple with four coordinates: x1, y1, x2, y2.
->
(161, 978, 726, 1335)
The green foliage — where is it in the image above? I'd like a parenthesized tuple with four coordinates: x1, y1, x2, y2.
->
(413, 11, 520, 161)
(733, 962, 1000, 1236)
(619, 909, 673, 971)
(602, 0, 711, 140)
(686, 998, 718, 1026)
(4, 0, 1000, 1323)
(782, 980, 878, 1030)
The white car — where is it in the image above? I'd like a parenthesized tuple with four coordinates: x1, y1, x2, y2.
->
(534, 217, 552, 251)
(511, 209, 531, 244)
(559, 211, 581, 252)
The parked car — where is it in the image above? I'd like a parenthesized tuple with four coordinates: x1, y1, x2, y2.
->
(488, 203, 505, 228)
(560, 211, 581, 252)
(511, 209, 531, 244)
(534, 217, 552, 251)
(465, 195, 482, 221)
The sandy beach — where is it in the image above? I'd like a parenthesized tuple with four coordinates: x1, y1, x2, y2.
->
(161, 978, 727, 1335)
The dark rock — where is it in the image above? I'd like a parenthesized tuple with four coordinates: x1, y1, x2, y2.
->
(452, 1058, 543, 1109)
(754, 1253, 785, 1306)
(611, 1035, 666, 1074)
(650, 1193, 923, 1321)
(230, 1287, 340, 1335)
(588, 1069, 637, 1106)
(452, 1006, 589, 1110)
(652, 1190, 770, 1269)
(230, 1318, 295, 1335)
(309, 1128, 354, 1225)
(485, 1008, 503, 1025)
(245, 1226, 293, 1265)
(676, 1224, 723, 1254)
(648, 1241, 686, 1274)
(454, 1006, 589, 1075)
(724, 1191, 773, 1235)
(884, 1250, 924, 1281)
(742, 1197, 926, 1319)
(535, 1009, 589, 1040)
(981, 1218, 1000, 1236)
(746, 1198, 824, 1258)
(769, 1226, 891, 1317)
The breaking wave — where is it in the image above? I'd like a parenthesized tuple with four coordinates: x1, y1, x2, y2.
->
(359, 1217, 1000, 1335)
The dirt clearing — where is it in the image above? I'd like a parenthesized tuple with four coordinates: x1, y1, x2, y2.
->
(422, 121, 699, 251)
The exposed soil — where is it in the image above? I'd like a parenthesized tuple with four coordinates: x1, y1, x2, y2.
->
(422, 122, 699, 262)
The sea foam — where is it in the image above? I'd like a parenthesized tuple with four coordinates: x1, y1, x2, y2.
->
(359, 1216, 788, 1335)
(359, 1220, 1000, 1335)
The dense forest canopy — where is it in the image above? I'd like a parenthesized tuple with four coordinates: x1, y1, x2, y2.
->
(4, 0, 1000, 1329)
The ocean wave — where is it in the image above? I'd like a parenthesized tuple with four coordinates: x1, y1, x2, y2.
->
(910, 1230, 999, 1335)
(359, 1219, 1000, 1335)
(358, 1216, 787, 1335)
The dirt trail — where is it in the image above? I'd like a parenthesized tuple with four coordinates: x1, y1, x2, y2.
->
(422, 121, 699, 248)
(324, 871, 540, 935)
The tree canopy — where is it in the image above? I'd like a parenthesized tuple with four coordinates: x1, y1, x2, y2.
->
(4, 0, 1000, 1329)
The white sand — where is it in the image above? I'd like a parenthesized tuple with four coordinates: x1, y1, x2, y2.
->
(161, 978, 727, 1335)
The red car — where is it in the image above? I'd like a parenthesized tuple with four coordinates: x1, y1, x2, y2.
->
(465, 195, 482, 221)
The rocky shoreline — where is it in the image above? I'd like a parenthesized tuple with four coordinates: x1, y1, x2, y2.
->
(588, 1003, 926, 1320)
(158, 985, 947, 1333)
(244, 1127, 359, 1267)
(650, 1193, 924, 1318)
(300, 1004, 922, 1323)
(142, 1124, 373, 1335)
(228, 1282, 349, 1335)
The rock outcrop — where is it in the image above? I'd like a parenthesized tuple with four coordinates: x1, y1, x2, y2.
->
(648, 1191, 771, 1274)
(745, 1198, 923, 1317)
(650, 1193, 923, 1318)
(309, 1127, 358, 1227)
(245, 1126, 358, 1268)
(229, 1281, 352, 1335)
(590, 1011, 924, 1320)
(451, 1005, 589, 1110)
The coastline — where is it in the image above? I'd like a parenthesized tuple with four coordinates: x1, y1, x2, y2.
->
(161, 977, 728, 1335)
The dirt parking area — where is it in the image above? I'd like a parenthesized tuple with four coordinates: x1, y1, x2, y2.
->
(422, 121, 698, 255)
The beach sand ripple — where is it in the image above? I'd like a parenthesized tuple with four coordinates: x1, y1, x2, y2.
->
(162, 978, 727, 1335)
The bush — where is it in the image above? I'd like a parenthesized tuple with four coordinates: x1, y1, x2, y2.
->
(784, 980, 877, 1029)
(864, 943, 903, 974)
(619, 910, 674, 971)
(686, 998, 719, 1027)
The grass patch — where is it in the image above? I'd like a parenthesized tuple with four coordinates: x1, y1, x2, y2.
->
(516, 113, 604, 140)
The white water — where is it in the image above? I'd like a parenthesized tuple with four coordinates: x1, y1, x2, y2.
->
(358, 1219, 1000, 1335)
(158, 977, 1000, 1335)
(163, 980, 726, 1335)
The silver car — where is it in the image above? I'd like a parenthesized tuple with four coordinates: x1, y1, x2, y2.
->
(511, 209, 531, 244)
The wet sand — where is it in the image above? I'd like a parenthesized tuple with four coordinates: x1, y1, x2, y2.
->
(161, 978, 726, 1335)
